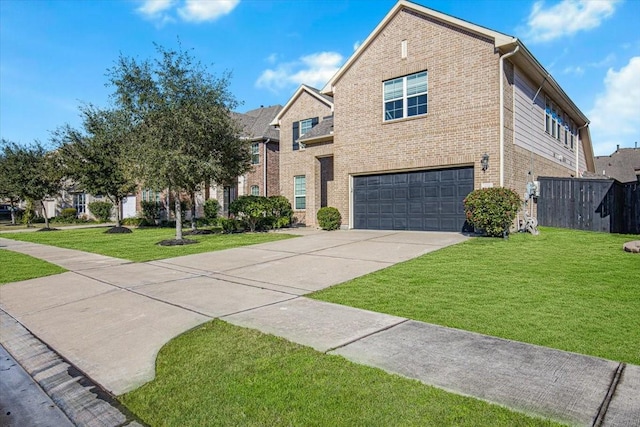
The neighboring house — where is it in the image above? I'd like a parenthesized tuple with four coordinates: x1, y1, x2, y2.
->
(271, 0, 595, 230)
(40, 187, 116, 221)
(594, 145, 640, 183)
(270, 86, 334, 225)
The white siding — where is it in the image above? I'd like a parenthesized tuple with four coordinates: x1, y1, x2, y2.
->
(513, 67, 584, 175)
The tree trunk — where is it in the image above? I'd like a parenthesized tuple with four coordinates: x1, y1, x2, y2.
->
(174, 193, 183, 241)
(190, 191, 197, 231)
(115, 197, 122, 227)
(10, 204, 16, 225)
(41, 200, 50, 229)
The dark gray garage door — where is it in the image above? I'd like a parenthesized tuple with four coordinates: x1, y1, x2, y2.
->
(353, 167, 474, 232)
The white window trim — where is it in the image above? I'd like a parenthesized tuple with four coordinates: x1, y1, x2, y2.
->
(251, 143, 260, 165)
(294, 175, 306, 210)
(250, 185, 259, 196)
(300, 118, 313, 136)
(383, 71, 428, 122)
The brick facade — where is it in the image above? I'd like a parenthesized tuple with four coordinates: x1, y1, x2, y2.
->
(243, 140, 280, 197)
(278, 91, 333, 226)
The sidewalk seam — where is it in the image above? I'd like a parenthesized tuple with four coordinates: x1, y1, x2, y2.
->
(324, 318, 410, 353)
(592, 362, 625, 427)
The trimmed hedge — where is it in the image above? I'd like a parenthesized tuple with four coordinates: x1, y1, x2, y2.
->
(88, 201, 113, 222)
(317, 207, 341, 231)
(463, 187, 521, 237)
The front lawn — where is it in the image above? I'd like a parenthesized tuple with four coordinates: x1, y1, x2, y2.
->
(1, 227, 295, 262)
(120, 320, 560, 427)
(312, 227, 640, 365)
(0, 250, 66, 284)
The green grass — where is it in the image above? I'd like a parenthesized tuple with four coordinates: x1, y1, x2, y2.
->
(120, 320, 561, 427)
(312, 227, 640, 365)
(0, 250, 66, 284)
(1, 227, 296, 262)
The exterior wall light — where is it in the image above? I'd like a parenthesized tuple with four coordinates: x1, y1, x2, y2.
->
(481, 153, 489, 171)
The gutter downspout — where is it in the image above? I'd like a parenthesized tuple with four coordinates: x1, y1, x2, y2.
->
(576, 123, 588, 177)
(263, 138, 270, 197)
(499, 45, 519, 187)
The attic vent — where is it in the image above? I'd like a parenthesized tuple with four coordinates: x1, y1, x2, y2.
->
(401, 40, 407, 59)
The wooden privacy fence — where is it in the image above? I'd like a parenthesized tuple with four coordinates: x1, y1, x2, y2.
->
(537, 177, 639, 234)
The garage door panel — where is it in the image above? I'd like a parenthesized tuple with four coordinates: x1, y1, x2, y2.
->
(353, 167, 473, 232)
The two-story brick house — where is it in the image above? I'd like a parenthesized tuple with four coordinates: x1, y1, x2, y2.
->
(272, 0, 595, 231)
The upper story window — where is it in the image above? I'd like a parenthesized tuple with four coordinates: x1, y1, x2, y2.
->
(142, 189, 161, 203)
(545, 97, 576, 150)
(292, 117, 318, 151)
(251, 143, 260, 164)
(383, 71, 428, 121)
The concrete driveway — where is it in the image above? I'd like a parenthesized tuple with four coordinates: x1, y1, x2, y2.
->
(0, 230, 467, 395)
(1, 230, 638, 426)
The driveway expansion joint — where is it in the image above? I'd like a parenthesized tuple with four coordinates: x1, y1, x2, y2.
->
(592, 362, 625, 427)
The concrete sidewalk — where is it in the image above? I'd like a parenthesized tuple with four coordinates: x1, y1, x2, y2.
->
(1, 231, 638, 426)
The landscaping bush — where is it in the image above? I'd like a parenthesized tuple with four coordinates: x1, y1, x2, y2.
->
(88, 201, 113, 222)
(229, 195, 270, 232)
(219, 218, 242, 234)
(141, 201, 161, 223)
(269, 195, 293, 229)
(203, 198, 220, 225)
(463, 187, 521, 237)
(317, 207, 341, 231)
(59, 208, 78, 221)
(121, 217, 143, 226)
(21, 200, 35, 226)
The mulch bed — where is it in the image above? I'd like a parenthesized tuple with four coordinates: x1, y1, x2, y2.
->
(105, 226, 133, 234)
(157, 239, 198, 246)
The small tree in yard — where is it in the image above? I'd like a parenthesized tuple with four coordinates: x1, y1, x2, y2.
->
(54, 105, 137, 231)
(108, 43, 250, 244)
(203, 198, 220, 224)
(463, 187, 521, 237)
(269, 196, 293, 229)
(0, 140, 63, 229)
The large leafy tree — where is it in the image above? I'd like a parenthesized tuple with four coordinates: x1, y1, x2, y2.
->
(0, 150, 21, 225)
(54, 105, 137, 228)
(108, 44, 250, 241)
(0, 140, 64, 229)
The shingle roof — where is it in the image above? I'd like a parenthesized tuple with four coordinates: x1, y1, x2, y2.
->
(594, 147, 640, 183)
(234, 105, 282, 141)
(298, 116, 333, 142)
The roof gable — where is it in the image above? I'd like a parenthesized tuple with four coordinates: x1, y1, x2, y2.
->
(322, 0, 516, 93)
(235, 105, 282, 141)
(269, 85, 333, 127)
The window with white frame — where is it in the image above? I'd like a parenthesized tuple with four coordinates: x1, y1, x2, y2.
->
(142, 189, 161, 203)
(73, 193, 86, 214)
(294, 176, 306, 210)
(251, 185, 259, 196)
(383, 71, 427, 121)
(251, 143, 259, 165)
(300, 118, 314, 136)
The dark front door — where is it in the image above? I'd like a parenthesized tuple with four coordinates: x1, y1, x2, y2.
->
(353, 167, 474, 232)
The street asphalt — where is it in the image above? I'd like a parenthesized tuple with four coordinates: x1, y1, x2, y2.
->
(0, 229, 638, 426)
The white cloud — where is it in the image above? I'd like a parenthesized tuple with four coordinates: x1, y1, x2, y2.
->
(589, 56, 640, 155)
(525, 0, 620, 43)
(255, 52, 344, 93)
(136, 0, 238, 24)
(562, 65, 584, 75)
(178, 0, 239, 22)
(137, 0, 175, 16)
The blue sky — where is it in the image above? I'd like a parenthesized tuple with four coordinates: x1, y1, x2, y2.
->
(1, 0, 638, 156)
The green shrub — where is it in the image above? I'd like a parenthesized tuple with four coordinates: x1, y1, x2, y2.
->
(121, 217, 143, 226)
(269, 196, 293, 229)
(219, 218, 242, 234)
(203, 199, 220, 224)
(230, 195, 271, 232)
(141, 201, 161, 222)
(60, 208, 77, 220)
(21, 200, 35, 226)
(463, 187, 521, 237)
(317, 207, 342, 231)
(88, 201, 113, 222)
